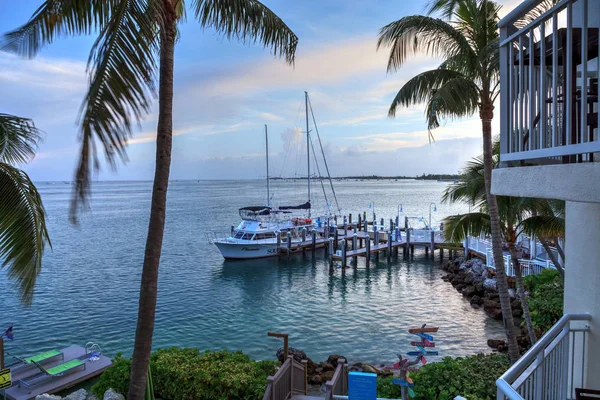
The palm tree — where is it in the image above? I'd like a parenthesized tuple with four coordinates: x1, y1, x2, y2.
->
(442, 152, 565, 345)
(1, 2, 297, 397)
(376, 0, 521, 363)
(0, 113, 50, 305)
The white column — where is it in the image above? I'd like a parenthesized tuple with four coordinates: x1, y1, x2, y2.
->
(564, 201, 600, 389)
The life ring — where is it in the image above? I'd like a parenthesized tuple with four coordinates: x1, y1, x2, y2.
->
(292, 217, 312, 226)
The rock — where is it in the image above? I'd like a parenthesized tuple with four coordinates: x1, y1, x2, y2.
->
(470, 295, 484, 306)
(511, 299, 522, 310)
(315, 367, 323, 373)
(87, 396, 99, 400)
(496, 344, 507, 353)
(483, 278, 497, 292)
(455, 283, 466, 292)
(322, 362, 334, 372)
(103, 389, 125, 400)
(441, 275, 451, 282)
(463, 273, 474, 284)
(321, 371, 334, 382)
(484, 292, 500, 300)
(474, 282, 484, 294)
(483, 299, 503, 319)
(64, 389, 87, 400)
(512, 307, 523, 317)
(277, 347, 307, 363)
(462, 285, 476, 297)
(361, 364, 380, 374)
(379, 369, 393, 377)
(36, 395, 61, 400)
(508, 288, 517, 299)
(326, 354, 346, 367)
(309, 374, 323, 384)
(487, 338, 506, 349)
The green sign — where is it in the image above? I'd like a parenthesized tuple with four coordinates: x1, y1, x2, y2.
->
(0, 368, 11, 390)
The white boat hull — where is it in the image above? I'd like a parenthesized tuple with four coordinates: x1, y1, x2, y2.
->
(214, 241, 280, 259)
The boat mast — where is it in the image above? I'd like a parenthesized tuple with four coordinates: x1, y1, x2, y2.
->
(265, 124, 270, 208)
(305, 91, 310, 218)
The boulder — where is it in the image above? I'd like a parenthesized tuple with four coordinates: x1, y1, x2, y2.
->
(321, 371, 335, 382)
(487, 338, 506, 349)
(36, 395, 61, 400)
(361, 364, 380, 374)
(379, 369, 393, 377)
(470, 295, 484, 306)
(474, 282, 484, 294)
(455, 283, 466, 292)
(483, 278, 497, 292)
(103, 389, 125, 400)
(508, 288, 517, 299)
(512, 307, 523, 317)
(277, 347, 307, 363)
(64, 389, 87, 400)
(87, 396, 99, 400)
(326, 354, 346, 367)
(322, 362, 335, 372)
(309, 374, 323, 384)
(462, 285, 477, 297)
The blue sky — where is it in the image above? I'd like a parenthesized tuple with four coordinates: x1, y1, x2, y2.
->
(0, 0, 518, 181)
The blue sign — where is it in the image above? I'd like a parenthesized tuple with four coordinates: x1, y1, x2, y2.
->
(348, 371, 377, 400)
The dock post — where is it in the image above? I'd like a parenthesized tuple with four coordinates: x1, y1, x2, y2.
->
(324, 225, 329, 239)
(341, 239, 347, 268)
(277, 231, 281, 255)
(430, 231, 435, 259)
(334, 228, 339, 251)
(374, 227, 380, 261)
(363, 211, 367, 225)
(425, 246, 429, 257)
(349, 213, 352, 224)
(373, 213, 376, 227)
(380, 218, 384, 229)
(389, 218, 394, 231)
(353, 233, 358, 264)
(312, 230, 317, 253)
(287, 231, 292, 256)
(357, 214, 362, 231)
(343, 221, 348, 237)
(365, 234, 371, 264)
(405, 229, 411, 258)
(334, 215, 338, 228)
(387, 230, 392, 260)
(405, 216, 409, 230)
(364, 219, 368, 233)
(328, 237, 334, 267)
(395, 215, 399, 229)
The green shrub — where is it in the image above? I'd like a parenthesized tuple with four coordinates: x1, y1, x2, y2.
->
(524, 268, 563, 334)
(92, 353, 131, 398)
(92, 348, 278, 400)
(377, 354, 509, 400)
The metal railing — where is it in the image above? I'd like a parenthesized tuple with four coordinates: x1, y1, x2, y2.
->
(263, 356, 307, 400)
(497, 313, 592, 400)
(499, 0, 600, 164)
(326, 359, 348, 400)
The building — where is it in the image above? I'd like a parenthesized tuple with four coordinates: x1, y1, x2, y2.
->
(493, 0, 598, 398)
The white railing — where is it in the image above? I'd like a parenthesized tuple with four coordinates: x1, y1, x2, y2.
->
(465, 236, 556, 277)
(497, 313, 592, 400)
(499, 0, 600, 164)
(405, 229, 446, 243)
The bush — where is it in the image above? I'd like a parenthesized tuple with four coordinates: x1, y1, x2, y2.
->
(92, 353, 131, 398)
(377, 354, 509, 400)
(524, 269, 563, 334)
(92, 348, 279, 400)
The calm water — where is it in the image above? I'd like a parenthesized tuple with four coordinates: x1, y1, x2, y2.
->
(1, 180, 504, 365)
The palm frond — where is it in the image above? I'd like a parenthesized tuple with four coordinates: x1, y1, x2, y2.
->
(442, 156, 486, 206)
(443, 212, 490, 242)
(193, 0, 298, 65)
(0, 113, 43, 165)
(0, 0, 118, 58)
(519, 214, 564, 238)
(426, 0, 462, 19)
(0, 163, 50, 305)
(70, 0, 160, 223)
(514, 0, 559, 29)
(377, 15, 474, 72)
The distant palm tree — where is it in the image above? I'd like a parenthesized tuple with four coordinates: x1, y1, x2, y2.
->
(442, 150, 565, 345)
(0, 113, 50, 305)
(376, 0, 521, 363)
(1, 1, 297, 397)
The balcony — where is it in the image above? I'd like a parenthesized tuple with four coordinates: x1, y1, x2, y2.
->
(496, 314, 591, 400)
(498, 0, 599, 166)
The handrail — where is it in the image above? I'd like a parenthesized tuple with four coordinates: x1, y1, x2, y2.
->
(499, 0, 555, 27)
(496, 313, 592, 399)
(325, 358, 347, 400)
(262, 356, 308, 400)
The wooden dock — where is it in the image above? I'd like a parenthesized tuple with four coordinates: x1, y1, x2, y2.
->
(3, 345, 112, 400)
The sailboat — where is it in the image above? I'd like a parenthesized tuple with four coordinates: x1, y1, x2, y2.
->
(212, 92, 339, 260)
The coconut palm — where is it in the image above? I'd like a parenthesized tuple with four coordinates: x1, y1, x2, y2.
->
(1, 2, 297, 397)
(0, 113, 50, 305)
(376, 0, 521, 362)
(442, 152, 564, 345)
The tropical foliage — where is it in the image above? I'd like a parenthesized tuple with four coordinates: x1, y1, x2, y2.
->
(377, 354, 509, 400)
(92, 348, 279, 400)
(0, 113, 50, 305)
(2, 1, 297, 397)
(376, 0, 522, 362)
(523, 269, 564, 334)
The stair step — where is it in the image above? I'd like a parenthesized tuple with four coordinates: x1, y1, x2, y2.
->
(291, 395, 325, 400)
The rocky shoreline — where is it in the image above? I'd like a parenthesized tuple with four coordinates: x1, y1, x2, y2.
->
(441, 255, 531, 354)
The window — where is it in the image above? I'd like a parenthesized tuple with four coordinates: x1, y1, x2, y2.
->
(254, 234, 266, 240)
(234, 231, 244, 239)
(264, 232, 276, 239)
(241, 233, 254, 240)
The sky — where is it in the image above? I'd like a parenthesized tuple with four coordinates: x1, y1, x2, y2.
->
(0, 0, 520, 181)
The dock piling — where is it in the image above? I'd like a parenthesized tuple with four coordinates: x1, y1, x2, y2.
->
(334, 228, 339, 251)
(430, 231, 435, 259)
(387, 230, 392, 260)
(349, 213, 352, 224)
(357, 214, 362, 231)
(277, 231, 281, 254)
(287, 231, 292, 256)
(365, 234, 371, 263)
(341, 239, 347, 268)
(311, 230, 317, 253)
(328, 237, 334, 267)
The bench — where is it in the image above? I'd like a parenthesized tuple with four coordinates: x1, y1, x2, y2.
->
(19, 359, 86, 391)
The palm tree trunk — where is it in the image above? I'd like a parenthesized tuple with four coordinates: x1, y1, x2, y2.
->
(509, 243, 537, 345)
(541, 239, 564, 278)
(127, 3, 176, 399)
(480, 104, 520, 364)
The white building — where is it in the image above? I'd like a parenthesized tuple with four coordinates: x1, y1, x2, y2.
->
(493, 0, 599, 398)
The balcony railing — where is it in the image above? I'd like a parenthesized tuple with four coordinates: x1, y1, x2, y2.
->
(496, 313, 591, 400)
(499, 0, 599, 164)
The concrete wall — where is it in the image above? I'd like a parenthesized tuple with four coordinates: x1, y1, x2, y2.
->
(564, 201, 600, 389)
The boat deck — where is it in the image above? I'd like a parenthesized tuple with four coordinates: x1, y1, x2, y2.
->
(3, 345, 112, 400)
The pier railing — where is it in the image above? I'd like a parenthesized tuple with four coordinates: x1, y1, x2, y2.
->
(262, 356, 307, 400)
(496, 313, 592, 400)
(325, 359, 348, 400)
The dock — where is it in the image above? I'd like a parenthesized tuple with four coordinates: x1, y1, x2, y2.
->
(3, 345, 112, 400)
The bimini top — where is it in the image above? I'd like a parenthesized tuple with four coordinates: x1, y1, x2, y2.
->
(239, 206, 271, 217)
(279, 201, 311, 210)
